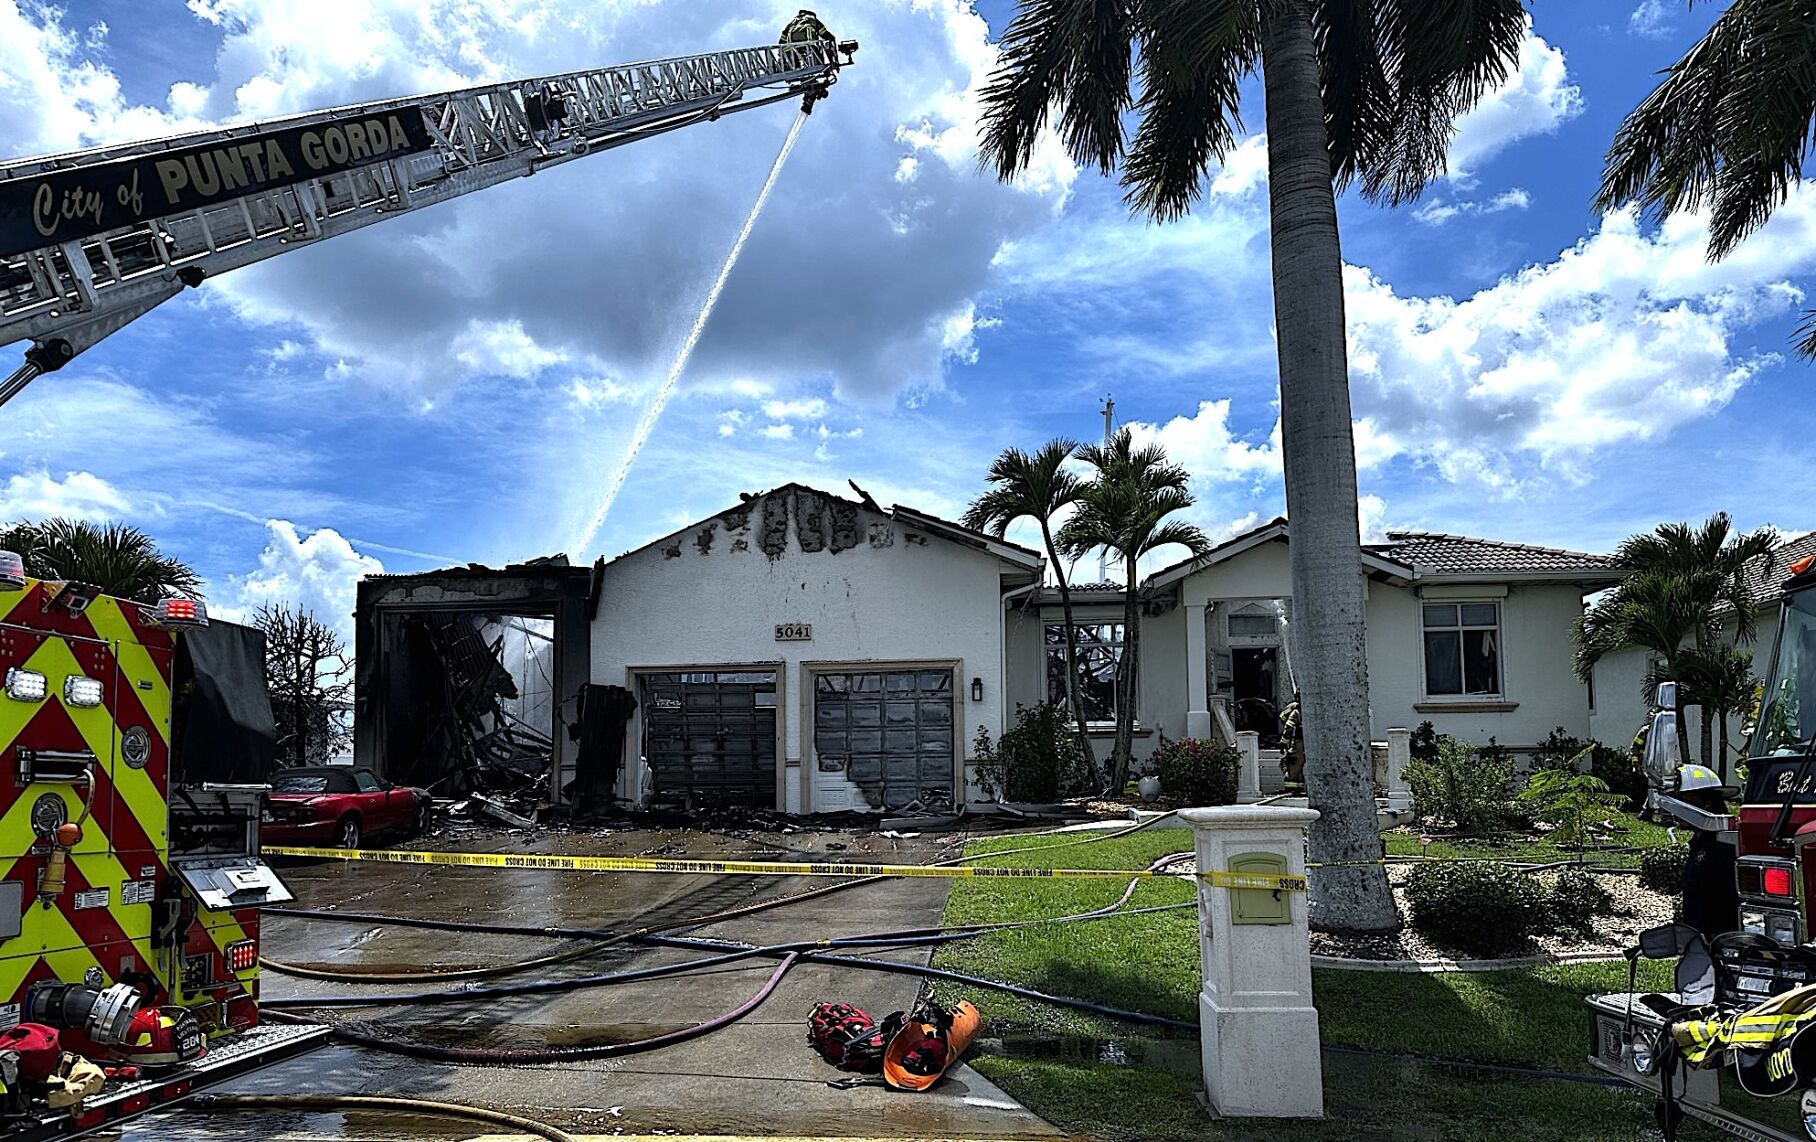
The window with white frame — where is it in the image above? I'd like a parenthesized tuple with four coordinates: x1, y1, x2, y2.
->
(1422, 601, 1502, 697)
(1045, 623, 1125, 723)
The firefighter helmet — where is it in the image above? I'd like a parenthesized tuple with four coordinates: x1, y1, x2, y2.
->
(1677, 765, 1733, 795)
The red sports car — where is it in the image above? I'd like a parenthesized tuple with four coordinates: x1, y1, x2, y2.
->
(261, 766, 431, 849)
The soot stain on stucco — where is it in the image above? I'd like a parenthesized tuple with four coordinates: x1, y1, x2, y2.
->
(694, 523, 718, 555)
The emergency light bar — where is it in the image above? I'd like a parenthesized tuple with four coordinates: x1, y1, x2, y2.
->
(0, 551, 23, 590)
(148, 597, 208, 629)
(4, 668, 45, 702)
(62, 676, 103, 708)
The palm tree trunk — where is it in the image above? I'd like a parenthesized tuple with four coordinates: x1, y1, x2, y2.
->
(1114, 568, 1141, 792)
(1699, 706, 1714, 767)
(1259, 1, 1396, 933)
(1718, 709, 1730, 783)
(1041, 521, 1097, 781)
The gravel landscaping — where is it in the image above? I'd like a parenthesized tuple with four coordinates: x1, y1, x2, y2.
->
(1309, 864, 1675, 962)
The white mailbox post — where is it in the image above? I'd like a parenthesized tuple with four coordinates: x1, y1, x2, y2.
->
(1181, 804, 1322, 1119)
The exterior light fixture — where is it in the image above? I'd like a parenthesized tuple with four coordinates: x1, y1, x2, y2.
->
(62, 676, 104, 708)
(970, 677, 984, 703)
(5, 668, 46, 703)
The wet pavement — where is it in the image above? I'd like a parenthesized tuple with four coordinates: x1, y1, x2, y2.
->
(102, 823, 1061, 1140)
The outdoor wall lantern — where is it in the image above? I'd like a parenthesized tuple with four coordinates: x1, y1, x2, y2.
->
(970, 677, 984, 703)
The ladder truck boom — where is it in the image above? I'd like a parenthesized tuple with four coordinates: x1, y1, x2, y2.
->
(0, 19, 856, 408)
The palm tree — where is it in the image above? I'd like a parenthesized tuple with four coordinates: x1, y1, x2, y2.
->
(1058, 429, 1209, 792)
(0, 519, 201, 604)
(1598, 0, 1816, 356)
(1575, 513, 1777, 767)
(979, 0, 1526, 931)
(964, 441, 1097, 776)
(1673, 644, 1758, 780)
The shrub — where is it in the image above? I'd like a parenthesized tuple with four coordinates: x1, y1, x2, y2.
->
(1547, 868, 1617, 937)
(1404, 862, 1550, 957)
(1151, 738, 1240, 806)
(1589, 742, 1649, 811)
(971, 703, 1092, 802)
(1405, 735, 1517, 834)
(1518, 767, 1620, 849)
(1639, 844, 1689, 896)
(1410, 721, 1441, 764)
(1530, 727, 1588, 771)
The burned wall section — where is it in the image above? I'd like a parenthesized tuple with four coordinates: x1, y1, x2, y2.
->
(354, 559, 594, 803)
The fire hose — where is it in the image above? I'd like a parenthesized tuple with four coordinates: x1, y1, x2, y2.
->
(258, 851, 1199, 1062)
(260, 811, 1184, 984)
(188, 1093, 579, 1142)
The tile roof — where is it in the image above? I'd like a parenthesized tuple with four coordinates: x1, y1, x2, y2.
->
(1738, 532, 1816, 609)
(1367, 531, 1622, 578)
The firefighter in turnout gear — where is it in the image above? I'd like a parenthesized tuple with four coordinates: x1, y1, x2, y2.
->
(1676, 764, 1741, 940)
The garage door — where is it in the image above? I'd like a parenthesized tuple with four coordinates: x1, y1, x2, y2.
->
(640, 671, 776, 808)
(813, 670, 953, 810)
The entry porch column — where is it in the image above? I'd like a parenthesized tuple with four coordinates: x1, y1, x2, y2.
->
(1185, 603, 1210, 739)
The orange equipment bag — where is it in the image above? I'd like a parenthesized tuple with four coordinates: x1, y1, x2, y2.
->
(881, 999, 980, 1091)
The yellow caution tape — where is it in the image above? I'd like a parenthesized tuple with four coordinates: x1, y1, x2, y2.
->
(262, 845, 1307, 893)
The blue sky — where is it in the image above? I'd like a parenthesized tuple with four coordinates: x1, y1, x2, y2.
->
(1, 0, 1811, 633)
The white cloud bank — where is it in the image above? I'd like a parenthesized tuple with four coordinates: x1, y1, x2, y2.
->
(0, 471, 131, 523)
(215, 520, 385, 644)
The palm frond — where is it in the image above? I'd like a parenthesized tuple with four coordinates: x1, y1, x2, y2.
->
(1600, 0, 1816, 260)
(1122, 0, 1257, 220)
(1358, 0, 1528, 204)
(1798, 309, 1816, 359)
(979, 0, 1135, 179)
(1314, 0, 1394, 193)
(23, 519, 201, 604)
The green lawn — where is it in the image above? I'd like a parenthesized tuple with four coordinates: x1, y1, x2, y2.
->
(940, 825, 1720, 1141)
(1381, 809, 1677, 869)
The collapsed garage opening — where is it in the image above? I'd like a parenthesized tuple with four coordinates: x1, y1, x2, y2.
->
(352, 557, 601, 806)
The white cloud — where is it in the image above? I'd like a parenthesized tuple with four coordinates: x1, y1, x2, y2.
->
(0, 470, 131, 523)
(4, 1, 1073, 405)
(568, 377, 633, 408)
(217, 521, 384, 643)
(1413, 187, 1532, 226)
(1124, 400, 1282, 487)
(1447, 30, 1584, 181)
(1629, 0, 1675, 38)
(760, 398, 829, 421)
(759, 423, 795, 440)
(1341, 195, 1816, 487)
(1209, 135, 1271, 199)
(1357, 494, 1390, 545)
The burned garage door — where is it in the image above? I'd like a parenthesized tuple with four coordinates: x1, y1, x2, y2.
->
(814, 670, 954, 810)
(640, 672, 777, 808)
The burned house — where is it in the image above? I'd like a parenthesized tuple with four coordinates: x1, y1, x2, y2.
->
(590, 484, 1042, 813)
(352, 558, 597, 802)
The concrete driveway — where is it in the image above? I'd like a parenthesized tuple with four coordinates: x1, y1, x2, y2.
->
(107, 824, 1060, 1141)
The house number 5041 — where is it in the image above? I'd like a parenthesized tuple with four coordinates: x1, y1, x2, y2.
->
(775, 622, 813, 641)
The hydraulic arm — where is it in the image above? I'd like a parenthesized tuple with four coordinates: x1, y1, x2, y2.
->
(0, 21, 855, 407)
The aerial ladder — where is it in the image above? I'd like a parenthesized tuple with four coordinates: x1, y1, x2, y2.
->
(0, 15, 857, 408)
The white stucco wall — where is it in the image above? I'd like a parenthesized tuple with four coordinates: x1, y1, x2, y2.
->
(1368, 581, 1594, 750)
(1140, 539, 1600, 756)
(592, 487, 1028, 812)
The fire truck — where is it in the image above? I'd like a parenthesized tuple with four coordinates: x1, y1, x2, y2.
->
(1589, 555, 1816, 1141)
(0, 556, 326, 1138)
(0, 11, 855, 1138)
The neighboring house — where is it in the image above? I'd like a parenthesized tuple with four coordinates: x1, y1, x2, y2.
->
(1590, 531, 1816, 764)
(591, 484, 1041, 814)
(1006, 518, 1627, 769)
(590, 489, 1631, 813)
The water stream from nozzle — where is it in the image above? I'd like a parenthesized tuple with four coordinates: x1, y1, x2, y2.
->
(572, 110, 808, 556)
